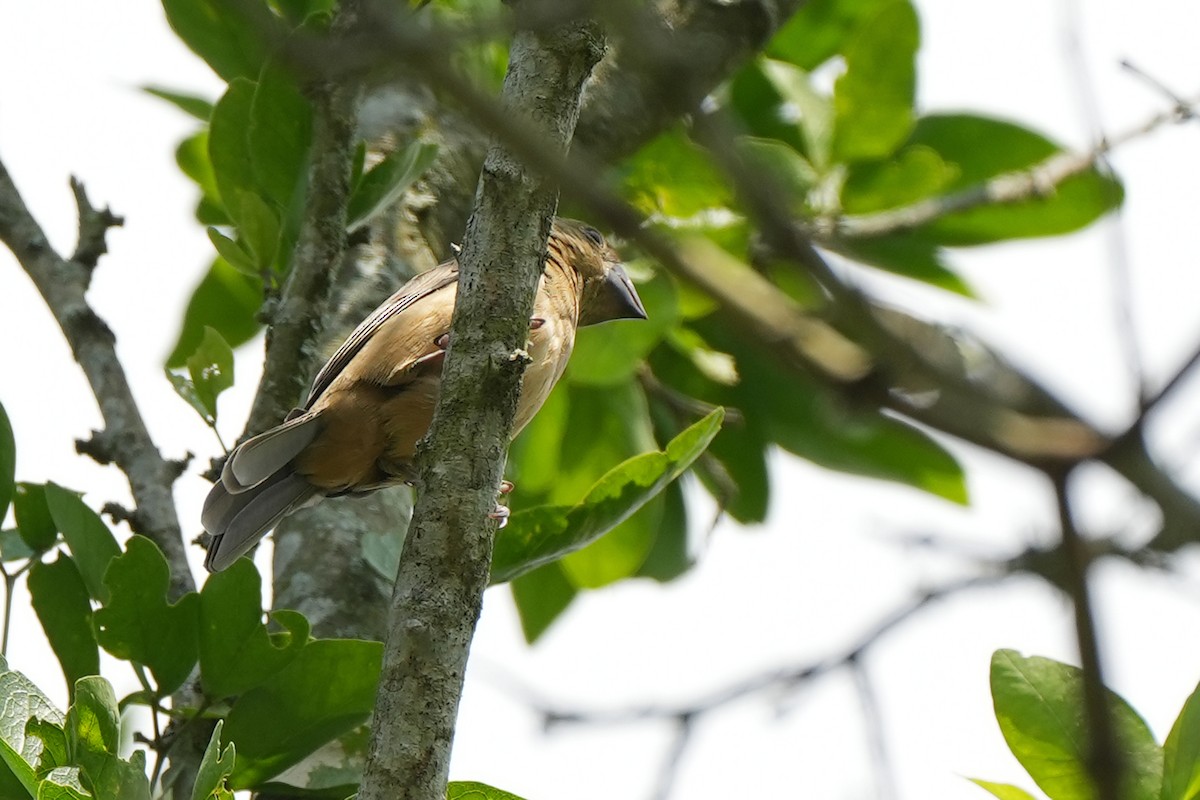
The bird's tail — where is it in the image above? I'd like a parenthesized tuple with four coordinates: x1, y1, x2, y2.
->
(201, 412, 322, 572)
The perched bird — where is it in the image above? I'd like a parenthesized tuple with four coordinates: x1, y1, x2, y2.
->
(201, 218, 646, 572)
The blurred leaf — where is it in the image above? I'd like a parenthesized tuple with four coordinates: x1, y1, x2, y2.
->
(166, 258, 263, 368)
(270, 0, 335, 25)
(634, 480, 691, 582)
(226, 639, 382, 789)
(236, 193, 281, 270)
(511, 562, 577, 644)
(760, 59, 835, 171)
(347, 142, 439, 231)
(43, 485, 120, 605)
(842, 144, 956, 213)
(143, 86, 214, 121)
(162, 0, 277, 81)
(990, 649, 1162, 800)
(207, 227, 259, 275)
(835, 235, 974, 295)
(832, 0, 918, 163)
(619, 128, 732, 219)
(568, 273, 680, 386)
(177, 131, 230, 226)
(905, 114, 1123, 243)
(0, 400, 12, 523)
(666, 327, 738, 386)
(93, 537, 200, 695)
(209, 79, 257, 225)
(0, 530, 33, 563)
(199, 559, 309, 699)
(13, 483, 57, 552)
(448, 782, 528, 800)
(967, 779, 1038, 800)
(767, 0, 893, 70)
(1163, 679, 1200, 800)
(191, 720, 236, 800)
(491, 409, 723, 584)
(185, 327, 236, 424)
(734, 137, 818, 210)
(28, 556, 99, 699)
(728, 62, 806, 155)
(507, 383, 570, 497)
(63, 678, 151, 799)
(249, 59, 312, 212)
(166, 369, 213, 424)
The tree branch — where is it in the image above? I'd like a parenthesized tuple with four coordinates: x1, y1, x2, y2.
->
(0, 159, 195, 601)
(356, 6, 604, 798)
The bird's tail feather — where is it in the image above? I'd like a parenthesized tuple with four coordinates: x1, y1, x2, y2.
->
(221, 413, 321, 492)
(203, 470, 316, 572)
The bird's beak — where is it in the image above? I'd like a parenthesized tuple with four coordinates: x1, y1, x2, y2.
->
(582, 264, 647, 326)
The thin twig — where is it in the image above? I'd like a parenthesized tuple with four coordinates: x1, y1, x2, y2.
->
(650, 715, 694, 800)
(1052, 472, 1120, 800)
(850, 659, 895, 800)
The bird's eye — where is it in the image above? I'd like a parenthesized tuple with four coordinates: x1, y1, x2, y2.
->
(582, 226, 605, 247)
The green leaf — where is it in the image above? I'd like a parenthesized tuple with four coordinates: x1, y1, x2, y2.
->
(13, 483, 57, 552)
(618, 128, 732, 219)
(832, 0, 918, 163)
(248, 59, 312, 212)
(0, 658, 64, 798)
(560, 493, 664, 588)
(209, 79, 258, 225)
(161, 0, 276, 81)
(347, 142, 439, 231)
(905, 114, 1123, 244)
(199, 559, 309, 699)
(225, 639, 382, 789)
(28, 556, 99, 699)
(510, 563, 577, 644)
(206, 228, 258, 276)
(143, 86, 214, 121)
(767, 0, 893, 70)
(177, 131, 229, 226)
(567, 272, 680, 386)
(93, 537, 200, 695)
(166, 257, 263, 369)
(990, 650, 1162, 800)
(43, 485, 120, 605)
(841, 144, 957, 214)
(967, 778, 1038, 800)
(191, 720, 236, 800)
(64, 678, 119, 767)
(634, 480, 691, 582)
(269, 0, 335, 25)
(491, 409, 723, 584)
(834, 235, 974, 296)
(236, 193, 281, 270)
(166, 369, 212, 424)
(734, 137, 819, 210)
(1161, 679, 1200, 800)
(185, 327, 236, 423)
(0, 399, 13, 523)
(0, 530, 33, 563)
(33, 771, 89, 800)
(759, 59, 835, 171)
(447, 781, 529, 800)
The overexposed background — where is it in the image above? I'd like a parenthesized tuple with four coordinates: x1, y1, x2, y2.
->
(3, 1, 1200, 797)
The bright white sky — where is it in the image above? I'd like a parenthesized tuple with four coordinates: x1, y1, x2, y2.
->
(2, 1, 1200, 798)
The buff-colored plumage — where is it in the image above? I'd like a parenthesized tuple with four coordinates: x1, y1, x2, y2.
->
(201, 219, 646, 571)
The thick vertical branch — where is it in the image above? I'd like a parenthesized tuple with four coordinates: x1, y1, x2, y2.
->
(356, 6, 604, 798)
(0, 159, 195, 601)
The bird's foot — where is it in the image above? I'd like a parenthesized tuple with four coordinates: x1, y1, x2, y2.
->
(499, 480, 514, 495)
(488, 503, 510, 528)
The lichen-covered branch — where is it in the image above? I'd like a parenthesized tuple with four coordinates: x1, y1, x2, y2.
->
(0, 157, 195, 601)
(356, 6, 604, 797)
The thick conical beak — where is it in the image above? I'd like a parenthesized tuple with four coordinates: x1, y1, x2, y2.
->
(581, 264, 648, 326)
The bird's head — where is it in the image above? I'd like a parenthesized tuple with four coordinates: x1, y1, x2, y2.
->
(551, 218, 648, 327)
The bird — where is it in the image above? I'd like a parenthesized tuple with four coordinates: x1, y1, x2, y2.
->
(201, 218, 647, 572)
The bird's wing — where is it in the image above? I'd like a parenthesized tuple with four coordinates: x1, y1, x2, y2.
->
(305, 260, 460, 407)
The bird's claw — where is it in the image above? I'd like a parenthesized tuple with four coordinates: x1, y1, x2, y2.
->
(488, 503, 510, 528)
